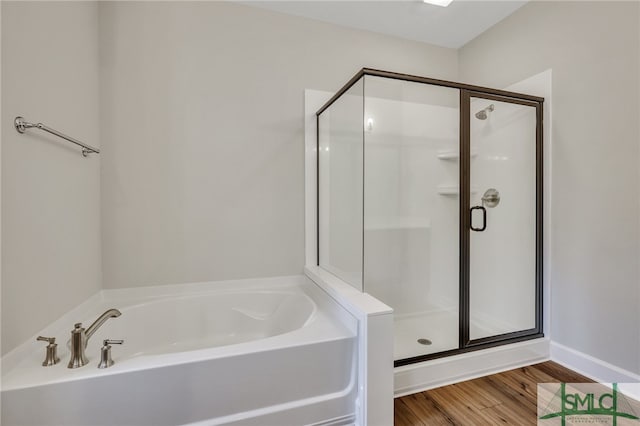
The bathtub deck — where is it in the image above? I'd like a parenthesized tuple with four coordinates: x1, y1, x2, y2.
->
(1, 276, 359, 426)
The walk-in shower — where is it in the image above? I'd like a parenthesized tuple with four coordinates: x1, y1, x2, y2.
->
(316, 68, 543, 366)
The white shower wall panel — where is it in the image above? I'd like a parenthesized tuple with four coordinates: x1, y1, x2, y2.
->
(363, 91, 459, 317)
(364, 227, 430, 314)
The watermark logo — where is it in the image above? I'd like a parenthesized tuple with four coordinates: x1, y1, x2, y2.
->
(538, 383, 640, 425)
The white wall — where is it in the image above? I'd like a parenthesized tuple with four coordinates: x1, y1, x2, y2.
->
(459, 1, 640, 375)
(98, 1, 458, 289)
(1, 1, 101, 354)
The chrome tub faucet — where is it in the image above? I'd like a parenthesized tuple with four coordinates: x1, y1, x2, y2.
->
(68, 308, 121, 369)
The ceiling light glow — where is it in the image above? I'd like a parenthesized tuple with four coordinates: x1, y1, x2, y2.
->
(423, 0, 454, 7)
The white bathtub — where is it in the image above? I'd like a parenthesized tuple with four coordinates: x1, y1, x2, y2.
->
(1, 276, 358, 426)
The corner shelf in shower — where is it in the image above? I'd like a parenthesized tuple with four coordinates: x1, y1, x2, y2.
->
(437, 185, 478, 195)
(436, 150, 478, 160)
(364, 217, 431, 231)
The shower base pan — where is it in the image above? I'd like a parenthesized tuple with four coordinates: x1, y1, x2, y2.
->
(394, 309, 512, 361)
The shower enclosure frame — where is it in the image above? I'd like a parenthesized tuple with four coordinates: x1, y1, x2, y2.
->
(316, 68, 544, 367)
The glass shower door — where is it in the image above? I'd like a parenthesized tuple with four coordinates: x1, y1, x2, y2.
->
(464, 92, 541, 345)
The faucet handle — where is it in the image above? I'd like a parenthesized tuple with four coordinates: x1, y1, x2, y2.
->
(98, 339, 124, 369)
(36, 336, 60, 367)
(36, 336, 56, 345)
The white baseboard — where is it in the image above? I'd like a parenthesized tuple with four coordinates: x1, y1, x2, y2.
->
(550, 341, 640, 383)
(550, 341, 640, 400)
(393, 339, 640, 402)
(394, 338, 550, 397)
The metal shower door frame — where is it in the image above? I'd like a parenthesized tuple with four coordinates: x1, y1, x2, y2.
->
(459, 90, 544, 350)
(315, 68, 544, 368)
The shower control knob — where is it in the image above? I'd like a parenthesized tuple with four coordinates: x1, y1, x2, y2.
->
(481, 188, 500, 208)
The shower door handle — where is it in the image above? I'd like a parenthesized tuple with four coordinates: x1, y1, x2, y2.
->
(470, 206, 487, 232)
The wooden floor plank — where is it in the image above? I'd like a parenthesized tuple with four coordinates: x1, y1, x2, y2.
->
(516, 364, 562, 385)
(394, 361, 611, 425)
(394, 398, 426, 426)
(492, 368, 542, 405)
(447, 380, 503, 410)
(423, 385, 481, 425)
(399, 393, 455, 426)
(532, 361, 593, 383)
(482, 373, 539, 413)
(479, 401, 537, 426)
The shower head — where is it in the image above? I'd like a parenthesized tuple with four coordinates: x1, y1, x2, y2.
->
(475, 104, 495, 120)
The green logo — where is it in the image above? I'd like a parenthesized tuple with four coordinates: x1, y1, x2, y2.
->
(538, 383, 639, 425)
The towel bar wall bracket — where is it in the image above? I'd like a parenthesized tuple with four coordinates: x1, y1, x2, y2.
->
(14, 116, 100, 157)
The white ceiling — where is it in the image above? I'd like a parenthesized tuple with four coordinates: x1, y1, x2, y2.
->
(239, 1, 527, 49)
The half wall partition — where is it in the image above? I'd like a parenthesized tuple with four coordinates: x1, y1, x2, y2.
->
(317, 69, 543, 366)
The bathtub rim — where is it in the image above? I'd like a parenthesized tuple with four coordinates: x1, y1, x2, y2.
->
(1, 275, 357, 392)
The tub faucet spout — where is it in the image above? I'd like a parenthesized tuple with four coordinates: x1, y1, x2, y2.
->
(68, 308, 121, 369)
(85, 309, 121, 341)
